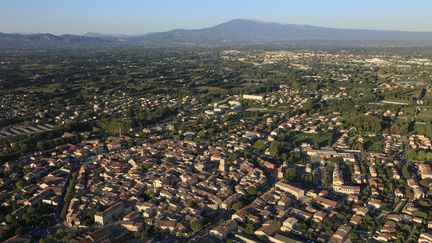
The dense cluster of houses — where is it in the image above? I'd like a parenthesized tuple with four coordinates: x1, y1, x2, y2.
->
(57, 137, 271, 238)
(278, 112, 343, 134)
(409, 135, 432, 150)
(1, 78, 432, 242)
(1, 146, 76, 222)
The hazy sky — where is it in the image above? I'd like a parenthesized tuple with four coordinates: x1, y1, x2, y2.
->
(1, 0, 432, 35)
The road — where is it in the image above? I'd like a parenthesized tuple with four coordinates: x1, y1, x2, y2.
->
(246, 107, 287, 113)
(190, 220, 220, 242)
(392, 199, 406, 213)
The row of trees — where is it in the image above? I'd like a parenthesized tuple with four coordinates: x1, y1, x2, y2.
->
(61, 170, 79, 219)
(0, 121, 92, 163)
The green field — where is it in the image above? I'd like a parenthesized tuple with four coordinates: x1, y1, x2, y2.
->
(413, 123, 432, 137)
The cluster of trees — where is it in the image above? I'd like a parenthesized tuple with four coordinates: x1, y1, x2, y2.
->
(134, 223, 155, 239)
(81, 206, 98, 226)
(245, 219, 255, 235)
(284, 168, 315, 184)
(269, 141, 282, 160)
(407, 149, 432, 160)
(253, 140, 286, 161)
(290, 132, 333, 150)
(322, 164, 334, 187)
(349, 114, 383, 134)
(35, 134, 83, 151)
(230, 201, 245, 211)
(190, 220, 203, 233)
(246, 186, 257, 196)
(98, 106, 176, 134)
(139, 190, 156, 201)
(363, 136, 384, 152)
(358, 212, 380, 235)
(2, 203, 56, 241)
(99, 118, 133, 134)
(390, 118, 409, 135)
(0, 117, 23, 128)
(39, 230, 72, 243)
(284, 168, 296, 181)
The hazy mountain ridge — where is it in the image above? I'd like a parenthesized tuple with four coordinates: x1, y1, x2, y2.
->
(141, 19, 432, 43)
(2, 19, 432, 49)
(0, 32, 113, 49)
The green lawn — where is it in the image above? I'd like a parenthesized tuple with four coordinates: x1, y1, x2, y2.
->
(416, 110, 432, 122)
(413, 123, 432, 137)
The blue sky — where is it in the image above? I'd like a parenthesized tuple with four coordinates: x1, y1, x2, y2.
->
(1, 0, 431, 35)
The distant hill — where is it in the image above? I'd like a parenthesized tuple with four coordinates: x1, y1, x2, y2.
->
(2, 19, 432, 49)
(140, 19, 432, 44)
(0, 33, 113, 50)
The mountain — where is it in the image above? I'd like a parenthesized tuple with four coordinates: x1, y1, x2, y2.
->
(2, 19, 432, 50)
(0, 33, 113, 50)
(140, 19, 432, 44)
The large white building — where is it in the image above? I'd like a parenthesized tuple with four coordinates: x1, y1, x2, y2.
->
(95, 202, 124, 225)
(243, 94, 264, 101)
(275, 182, 304, 200)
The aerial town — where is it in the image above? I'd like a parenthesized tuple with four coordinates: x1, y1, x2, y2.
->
(1, 45, 432, 243)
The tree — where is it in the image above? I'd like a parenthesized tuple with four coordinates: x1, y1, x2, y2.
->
(197, 130, 206, 138)
(231, 201, 244, 211)
(348, 232, 359, 241)
(15, 179, 25, 190)
(284, 168, 296, 181)
(36, 141, 46, 151)
(39, 229, 72, 243)
(269, 141, 282, 159)
(142, 190, 155, 201)
(22, 213, 32, 223)
(190, 220, 203, 233)
(419, 179, 429, 188)
(253, 140, 265, 151)
(136, 224, 155, 239)
(5, 214, 15, 223)
(313, 138, 320, 149)
(401, 164, 410, 179)
(245, 220, 255, 235)
(246, 186, 257, 196)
